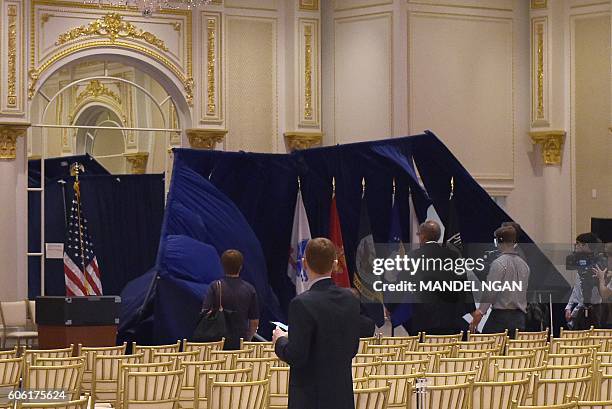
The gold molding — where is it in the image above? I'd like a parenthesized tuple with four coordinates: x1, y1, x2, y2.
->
(124, 152, 149, 174)
(206, 18, 217, 116)
(284, 131, 322, 151)
(7, 5, 17, 108)
(0, 123, 29, 160)
(29, 1, 194, 106)
(299, 0, 319, 11)
(76, 80, 122, 106)
(535, 22, 544, 121)
(55, 13, 169, 51)
(304, 25, 313, 121)
(529, 130, 565, 165)
(531, 0, 547, 9)
(186, 129, 227, 150)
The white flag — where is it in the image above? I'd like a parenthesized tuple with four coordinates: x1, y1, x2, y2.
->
(287, 190, 312, 295)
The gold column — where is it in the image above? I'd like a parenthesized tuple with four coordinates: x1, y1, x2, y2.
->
(124, 152, 149, 174)
(0, 123, 29, 160)
(529, 130, 565, 165)
(186, 128, 227, 150)
(284, 131, 323, 151)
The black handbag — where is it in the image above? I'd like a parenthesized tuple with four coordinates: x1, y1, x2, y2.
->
(192, 280, 235, 343)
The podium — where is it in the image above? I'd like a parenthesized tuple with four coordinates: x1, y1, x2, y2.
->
(36, 296, 121, 349)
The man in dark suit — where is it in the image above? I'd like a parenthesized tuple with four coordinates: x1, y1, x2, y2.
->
(409, 220, 475, 335)
(273, 238, 360, 409)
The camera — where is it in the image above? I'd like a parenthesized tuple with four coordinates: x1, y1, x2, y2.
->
(565, 252, 608, 271)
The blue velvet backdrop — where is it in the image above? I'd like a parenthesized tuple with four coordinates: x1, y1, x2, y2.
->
(119, 131, 570, 344)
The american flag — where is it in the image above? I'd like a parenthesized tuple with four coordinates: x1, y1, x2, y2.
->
(63, 181, 102, 296)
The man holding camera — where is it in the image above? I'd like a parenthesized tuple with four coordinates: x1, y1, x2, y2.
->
(564, 233, 608, 330)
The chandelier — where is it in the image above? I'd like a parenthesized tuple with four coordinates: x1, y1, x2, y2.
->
(85, 0, 214, 16)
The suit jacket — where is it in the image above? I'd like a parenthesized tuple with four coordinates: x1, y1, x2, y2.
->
(275, 278, 360, 409)
(408, 243, 475, 334)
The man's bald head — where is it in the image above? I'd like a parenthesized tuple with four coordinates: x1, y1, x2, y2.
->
(418, 220, 441, 243)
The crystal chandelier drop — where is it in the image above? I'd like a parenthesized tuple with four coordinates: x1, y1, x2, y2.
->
(85, 0, 214, 17)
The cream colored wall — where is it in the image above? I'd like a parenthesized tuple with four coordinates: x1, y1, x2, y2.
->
(225, 16, 278, 152)
(322, 0, 549, 240)
(573, 14, 612, 235)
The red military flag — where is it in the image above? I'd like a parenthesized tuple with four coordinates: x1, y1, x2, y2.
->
(329, 193, 351, 288)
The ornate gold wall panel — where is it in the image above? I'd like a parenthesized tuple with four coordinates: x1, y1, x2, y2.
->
(29, 1, 193, 105)
(299, 19, 320, 127)
(201, 12, 223, 124)
(531, 0, 547, 9)
(1, 1, 25, 114)
(299, 0, 319, 11)
(531, 16, 549, 127)
(0, 123, 29, 159)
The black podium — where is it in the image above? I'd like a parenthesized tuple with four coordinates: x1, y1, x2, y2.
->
(36, 296, 121, 349)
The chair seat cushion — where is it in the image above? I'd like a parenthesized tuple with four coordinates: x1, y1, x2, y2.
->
(6, 331, 38, 338)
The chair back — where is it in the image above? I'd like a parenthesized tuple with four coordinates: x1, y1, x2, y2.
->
(422, 332, 463, 344)
(0, 347, 19, 359)
(353, 383, 390, 409)
(91, 353, 144, 407)
(242, 341, 273, 358)
(437, 355, 489, 381)
(352, 360, 381, 379)
(151, 350, 200, 364)
(533, 373, 592, 405)
(414, 380, 473, 409)
(359, 337, 378, 354)
(426, 370, 478, 386)
(379, 334, 420, 348)
(24, 346, 74, 364)
(182, 339, 225, 361)
(132, 341, 181, 363)
(514, 329, 549, 341)
(378, 359, 427, 376)
(506, 345, 549, 366)
(472, 378, 529, 409)
(576, 399, 612, 409)
(560, 327, 594, 339)
(122, 369, 183, 409)
(209, 348, 255, 369)
(269, 367, 290, 409)
(236, 357, 276, 380)
(354, 352, 397, 363)
(541, 362, 592, 379)
(467, 330, 508, 352)
(24, 362, 83, 400)
(364, 343, 406, 359)
(0, 357, 23, 389)
(367, 374, 414, 407)
(0, 301, 27, 327)
(510, 399, 578, 409)
(546, 352, 592, 367)
(16, 394, 89, 409)
(206, 378, 269, 409)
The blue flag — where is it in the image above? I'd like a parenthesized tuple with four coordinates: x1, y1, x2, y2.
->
(388, 193, 412, 328)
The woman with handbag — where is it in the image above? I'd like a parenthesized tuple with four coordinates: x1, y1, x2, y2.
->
(194, 249, 260, 350)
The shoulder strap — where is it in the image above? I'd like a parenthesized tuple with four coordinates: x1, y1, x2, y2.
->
(217, 280, 224, 311)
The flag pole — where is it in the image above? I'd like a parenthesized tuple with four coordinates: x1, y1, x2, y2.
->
(332, 176, 336, 198)
(361, 177, 366, 199)
(71, 162, 92, 295)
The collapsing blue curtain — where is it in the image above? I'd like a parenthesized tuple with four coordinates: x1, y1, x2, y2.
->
(119, 131, 571, 343)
